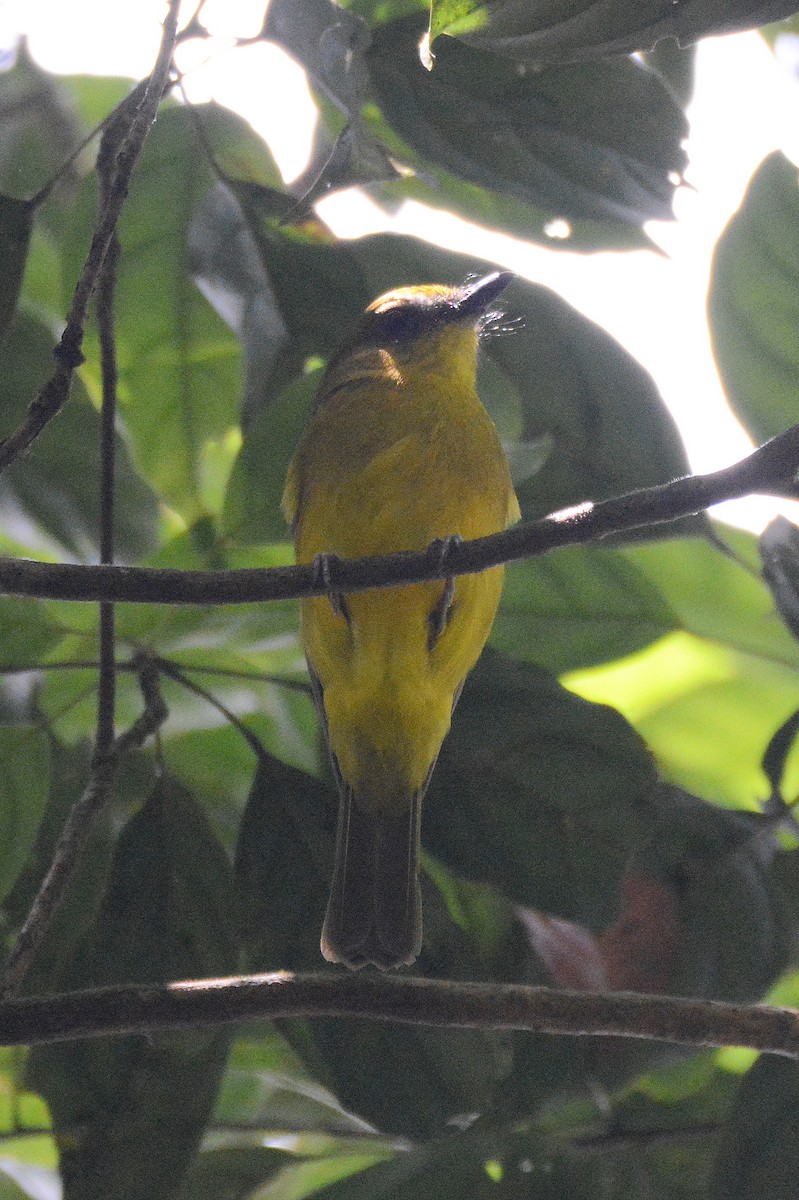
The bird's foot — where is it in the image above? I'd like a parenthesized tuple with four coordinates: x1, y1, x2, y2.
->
(312, 552, 351, 623)
(426, 535, 461, 650)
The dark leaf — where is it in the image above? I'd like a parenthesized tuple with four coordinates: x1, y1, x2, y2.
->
(235, 753, 334, 972)
(638, 787, 792, 1003)
(708, 151, 799, 444)
(366, 17, 687, 239)
(0, 724, 50, 904)
(178, 1147, 289, 1200)
(0, 194, 33, 342)
(27, 777, 238, 1200)
(235, 756, 514, 1138)
(429, 0, 799, 62)
(710, 1056, 799, 1199)
(760, 516, 799, 642)
(294, 122, 402, 210)
(426, 649, 657, 929)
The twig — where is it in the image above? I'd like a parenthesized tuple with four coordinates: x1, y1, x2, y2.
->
(0, 657, 168, 998)
(0, 0, 181, 475)
(2, 424, 799, 606)
(0, 972, 797, 1055)
(94, 120, 122, 757)
(155, 657, 271, 762)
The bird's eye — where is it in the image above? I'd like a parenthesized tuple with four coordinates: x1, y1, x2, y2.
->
(373, 305, 428, 344)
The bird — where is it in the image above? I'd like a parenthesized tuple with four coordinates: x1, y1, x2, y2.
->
(282, 270, 520, 970)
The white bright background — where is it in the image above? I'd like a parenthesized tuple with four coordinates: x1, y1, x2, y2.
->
(2, 0, 799, 531)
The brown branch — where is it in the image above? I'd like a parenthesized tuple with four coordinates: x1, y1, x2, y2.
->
(1, 424, 799, 606)
(0, 0, 181, 474)
(0, 972, 798, 1056)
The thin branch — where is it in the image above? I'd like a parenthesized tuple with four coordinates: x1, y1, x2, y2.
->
(0, 972, 798, 1056)
(155, 657, 271, 762)
(94, 120, 122, 758)
(0, 0, 181, 475)
(2, 424, 799, 606)
(0, 658, 168, 998)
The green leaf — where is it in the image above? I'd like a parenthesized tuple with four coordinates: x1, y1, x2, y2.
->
(223, 370, 319, 543)
(710, 1056, 799, 1199)
(2, 741, 115, 994)
(708, 151, 799, 442)
(0, 597, 61, 668)
(59, 106, 247, 521)
(428, 0, 799, 61)
(0, 312, 160, 561)
(27, 777, 238, 1200)
(561, 533, 799, 805)
(364, 17, 687, 244)
(0, 195, 34, 342)
(624, 533, 799, 670)
(492, 545, 678, 673)
(0, 726, 50, 904)
(426, 650, 657, 928)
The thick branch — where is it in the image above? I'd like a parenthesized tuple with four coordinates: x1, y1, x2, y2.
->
(1, 425, 798, 605)
(0, 0, 180, 474)
(0, 972, 797, 1057)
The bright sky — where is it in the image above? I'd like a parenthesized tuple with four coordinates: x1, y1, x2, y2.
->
(2, 0, 798, 531)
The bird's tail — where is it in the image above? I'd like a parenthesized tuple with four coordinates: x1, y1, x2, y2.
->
(321, 785, 423, 971)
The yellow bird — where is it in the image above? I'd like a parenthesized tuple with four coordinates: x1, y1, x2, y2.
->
(282, 271, 520, 970)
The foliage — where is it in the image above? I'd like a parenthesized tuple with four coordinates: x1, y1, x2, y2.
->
(1, 1, 799, 1197)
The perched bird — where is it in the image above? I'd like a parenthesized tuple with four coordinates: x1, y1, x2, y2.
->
(282, 271, 520, 970)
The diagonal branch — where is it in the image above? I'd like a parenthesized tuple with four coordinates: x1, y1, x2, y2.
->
(0, 971, 797, 1058)
(0, 0, 181, 475)
(1, 423, 798, 606)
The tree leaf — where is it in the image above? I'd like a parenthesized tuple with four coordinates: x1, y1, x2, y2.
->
(429, 0, 799, 61)
(0, 312, 160, 562)
(365, 17, 687, 238)
(708, 151, 799, 443)
(0, 195, 34, 343)
(426, 650, 657, 929)
(0, 726, 50, 904)
(58, 106, 247, 520)
(27, 777, 238, 1200)
(492, 545, 678, 674)
(223, 370, 319, 543)
(710, 1056, 799, 1199)
(637, 788, 792, 1003)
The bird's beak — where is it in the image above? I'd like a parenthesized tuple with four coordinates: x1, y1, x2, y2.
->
(455, 270, 515, 319)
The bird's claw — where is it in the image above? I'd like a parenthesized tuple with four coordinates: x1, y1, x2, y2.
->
(312, 552, 351, 623)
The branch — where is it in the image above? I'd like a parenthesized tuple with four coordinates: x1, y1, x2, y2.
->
(1, 972, 798, 1057)
(2, 424, 799, 605)
(0, 0, 181, 474)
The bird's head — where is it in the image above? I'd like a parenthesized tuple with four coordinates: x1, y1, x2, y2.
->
(323, 271, 515, 389)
